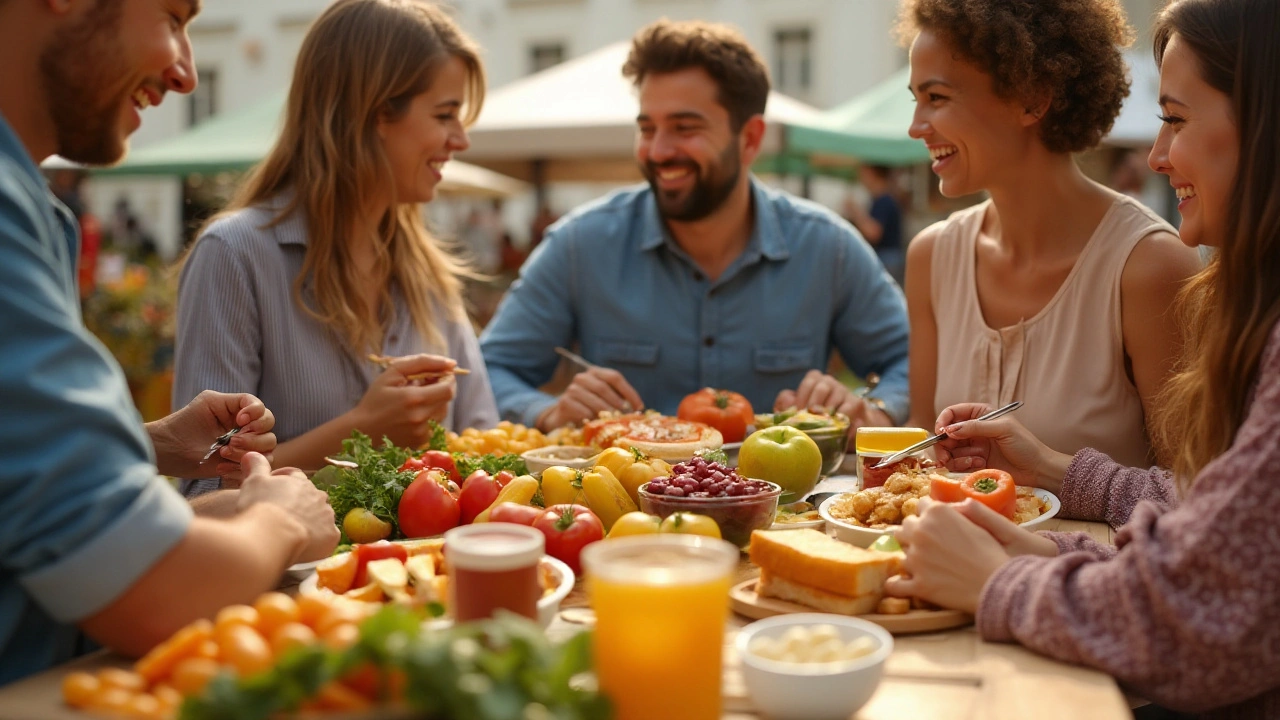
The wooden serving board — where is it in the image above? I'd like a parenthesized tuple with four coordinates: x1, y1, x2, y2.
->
(729, 579, 972, 635)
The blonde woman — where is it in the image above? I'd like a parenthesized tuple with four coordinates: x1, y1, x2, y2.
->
(173, 0, 498, 493)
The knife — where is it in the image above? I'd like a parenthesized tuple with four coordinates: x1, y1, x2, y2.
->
(870, 401, 1023, 469)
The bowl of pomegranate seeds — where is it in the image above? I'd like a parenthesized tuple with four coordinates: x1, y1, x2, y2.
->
(638, 457, 782, 548)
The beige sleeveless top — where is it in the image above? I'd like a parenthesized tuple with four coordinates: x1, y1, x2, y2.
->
(931, 193, 1176, 469)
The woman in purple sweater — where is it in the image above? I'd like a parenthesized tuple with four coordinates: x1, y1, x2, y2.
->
(887, 0, 1280, 717)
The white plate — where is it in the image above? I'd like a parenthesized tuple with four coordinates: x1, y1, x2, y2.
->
(297, 553, 575, 629)
(820, 488, 1061, 547)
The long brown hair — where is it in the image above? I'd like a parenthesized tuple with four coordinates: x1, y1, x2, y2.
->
(193, 0, 485, 354)
(1149, 0, 1280, 489)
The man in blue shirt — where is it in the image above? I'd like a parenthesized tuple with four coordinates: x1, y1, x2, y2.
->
(481, 20, 910, 438)
(0, 0, 338, 685)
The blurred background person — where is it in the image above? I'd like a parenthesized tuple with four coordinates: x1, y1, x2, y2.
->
(844, 164, 905, 286)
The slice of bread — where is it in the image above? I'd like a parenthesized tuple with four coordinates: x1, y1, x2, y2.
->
(749, 529, 900, 597)
(757, 570, 881, 616)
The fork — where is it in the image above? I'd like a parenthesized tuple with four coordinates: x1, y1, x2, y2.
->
(201, 427, 240, 463)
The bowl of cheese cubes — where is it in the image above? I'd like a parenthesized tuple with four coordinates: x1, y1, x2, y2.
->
(736, 613, 892, 720)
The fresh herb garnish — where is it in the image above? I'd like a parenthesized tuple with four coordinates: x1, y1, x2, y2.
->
(454, 452, 529, 480)
(319, 431, 419, 536)
(178, 606, 611, 720)
(972, 477, 999, 494)
(695, 447, 729, 466)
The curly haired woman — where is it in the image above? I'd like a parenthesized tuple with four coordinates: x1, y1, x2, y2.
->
(901, 0, 1201, 474)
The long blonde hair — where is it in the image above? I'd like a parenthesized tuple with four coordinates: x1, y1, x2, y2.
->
(196, 0, 485, 355)
(1148, 0, 1280, 490)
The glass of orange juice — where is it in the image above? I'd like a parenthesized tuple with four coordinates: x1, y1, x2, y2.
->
(582, 535, 738, 720)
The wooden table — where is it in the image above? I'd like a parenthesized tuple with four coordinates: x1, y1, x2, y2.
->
(0, 517, 1126, 720)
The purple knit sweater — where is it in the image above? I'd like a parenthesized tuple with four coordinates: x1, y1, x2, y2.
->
(977, 321, 1280, 719)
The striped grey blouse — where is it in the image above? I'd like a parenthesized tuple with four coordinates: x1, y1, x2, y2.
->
(172, 198, 499, 494)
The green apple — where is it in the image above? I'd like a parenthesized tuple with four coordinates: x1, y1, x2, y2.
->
(737, 426, 823, 504)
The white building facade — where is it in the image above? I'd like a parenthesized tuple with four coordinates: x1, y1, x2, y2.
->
(85, 0, 1163, 255)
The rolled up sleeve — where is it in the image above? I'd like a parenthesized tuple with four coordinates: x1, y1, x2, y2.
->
(0, 169, 192, 624)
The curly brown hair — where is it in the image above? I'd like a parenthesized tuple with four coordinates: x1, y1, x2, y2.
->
(896, 0, 1134, 154)
(623, 19, 770, 132)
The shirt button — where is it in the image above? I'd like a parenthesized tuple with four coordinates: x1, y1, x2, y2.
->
(703, 336, 715, 347)
(388, 334, 399, 343)
(693, 271, 705, 282)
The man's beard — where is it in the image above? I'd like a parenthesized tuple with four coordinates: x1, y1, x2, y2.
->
(38, 1, 131, 165)
(645, 141, 742, 223)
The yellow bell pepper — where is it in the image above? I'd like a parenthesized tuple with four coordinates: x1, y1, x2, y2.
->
(594, 447, 672, 505)
(473, 475, 539, 522)
(540, 465, 583, 508)
(593, 447, 636, 480)
(580, 466, 638, 531)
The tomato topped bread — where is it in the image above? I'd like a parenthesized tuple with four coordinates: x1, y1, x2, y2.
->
(583, 412, 723, 461)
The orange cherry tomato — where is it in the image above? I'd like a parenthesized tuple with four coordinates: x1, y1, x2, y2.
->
(253, 592, 301, 637)
(269, 622, 318, 656)
(215, 624, 273, 677)
(169, 657, 221, 696)
(61, 672, 100, 708)
(214, 605, 259, 633)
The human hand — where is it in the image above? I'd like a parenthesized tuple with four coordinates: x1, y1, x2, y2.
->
(773, 370, 892, 447)
(537, 367, 644, 431)
(884, 498, 1012, 614)
(932, 404, 1069, 491)
(148, 390, 277, 485)
(349, 354, 458, 447)
(235, 452, 339, 564)
(950, 498, 1058, 558)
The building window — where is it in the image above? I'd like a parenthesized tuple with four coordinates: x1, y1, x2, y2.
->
(187, 67, 218, 126)
(773, 28, 812, 96)
(529, 43, 565, 74)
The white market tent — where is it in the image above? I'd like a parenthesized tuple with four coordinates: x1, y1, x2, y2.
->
(460, 41, 827, 183)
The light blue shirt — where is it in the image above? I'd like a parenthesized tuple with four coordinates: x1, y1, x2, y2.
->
(480, 178, 910, 427)
(0, 115, 192, 685)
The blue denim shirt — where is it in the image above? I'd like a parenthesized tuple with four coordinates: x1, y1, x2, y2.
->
(0, 115, 192, 685)
(480, 178, 910, 427)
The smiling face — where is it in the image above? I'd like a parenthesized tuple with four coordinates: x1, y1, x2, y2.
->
(1148, 34, 1238, 249)
(907, 30, 1040, 198)
(635, 68, 752, 222)
(39, 0, 199, 165)
(376, 56, 471, 205)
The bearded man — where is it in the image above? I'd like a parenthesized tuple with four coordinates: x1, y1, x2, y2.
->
(481, 19, 911, 442)
(0, 0, 338, 684)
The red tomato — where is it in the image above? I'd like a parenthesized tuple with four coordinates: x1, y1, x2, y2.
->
(488, 502, 543, 526)
(458, 470, 501, 525)
(419, 451, 460, 483)
(398, 456, 427, 474)
(532, 504, 604, 576)
(492, 470, 515, 489)
(351, 541, 409, 588)
(397, 470, 460, 538)
(677, 388, 754, 443)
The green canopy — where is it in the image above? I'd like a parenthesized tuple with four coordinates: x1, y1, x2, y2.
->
(784, 67, 930, 167)
(59, 93, 529, 196)
(98, 94, 285, 176)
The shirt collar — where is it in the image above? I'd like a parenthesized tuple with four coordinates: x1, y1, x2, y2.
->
(637, 175, 790, 262)
(265, 192, 309, 246)
(0, 113, 47, 187)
